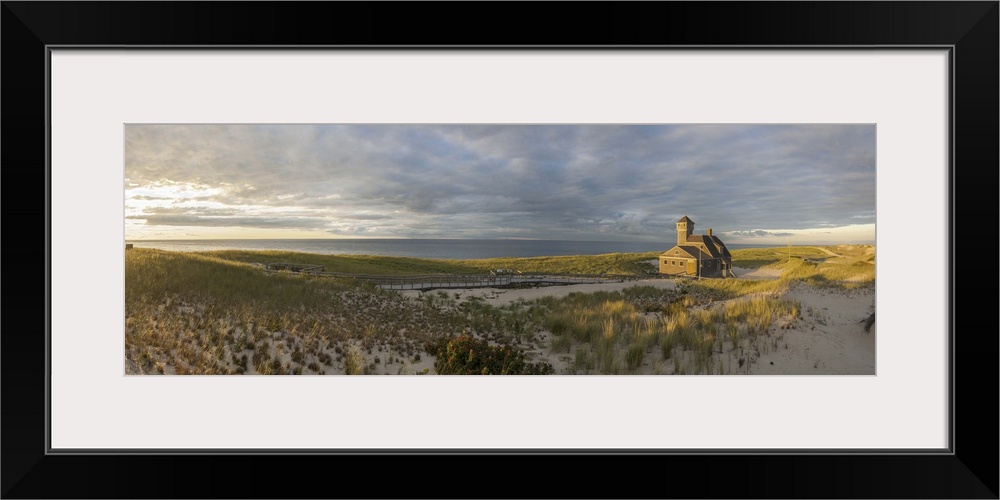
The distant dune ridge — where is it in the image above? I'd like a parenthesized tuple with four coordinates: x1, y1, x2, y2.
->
(125, 244, 875, 375)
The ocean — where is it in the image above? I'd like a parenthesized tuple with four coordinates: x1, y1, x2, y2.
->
(124, 238, 775, 260)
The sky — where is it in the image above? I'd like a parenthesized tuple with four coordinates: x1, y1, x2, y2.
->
(124, 124, 876, 245)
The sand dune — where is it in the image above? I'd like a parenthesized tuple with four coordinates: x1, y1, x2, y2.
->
(126, 259, 874, 375)
(401, 278, 874, 375)
(748, 284, 875, 374)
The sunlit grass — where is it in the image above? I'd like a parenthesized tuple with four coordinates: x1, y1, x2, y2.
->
(126, 248, 357, 310)
(199, 249, 663, 276)
(693, 246, 875, 299)
(731, 246, 828, 269)
(530, 282, 804, 374)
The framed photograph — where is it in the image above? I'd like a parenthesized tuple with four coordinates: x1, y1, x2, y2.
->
(4, 2, 996, 498)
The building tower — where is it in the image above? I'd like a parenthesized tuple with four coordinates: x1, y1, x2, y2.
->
(676, 215, 694, 246)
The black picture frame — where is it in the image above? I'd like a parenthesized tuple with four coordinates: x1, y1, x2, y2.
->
(3, 2, 997, 498)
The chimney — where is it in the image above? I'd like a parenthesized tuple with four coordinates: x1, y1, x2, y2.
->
(707, 228, 712, 237)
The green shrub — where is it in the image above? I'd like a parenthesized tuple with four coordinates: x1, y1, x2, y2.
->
(425, 334, 554, 375)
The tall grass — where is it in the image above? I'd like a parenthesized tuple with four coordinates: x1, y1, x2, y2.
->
(343, 345, 370, 375)
(530, 288, 683, 374)
(532, 286, 802, 374)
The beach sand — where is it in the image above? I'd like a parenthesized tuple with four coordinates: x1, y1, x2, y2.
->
(732, 266, 783, 280)
(747, 283, 875, 374)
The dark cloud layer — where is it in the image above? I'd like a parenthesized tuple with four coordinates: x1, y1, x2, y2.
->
(125, 124, 876, 241)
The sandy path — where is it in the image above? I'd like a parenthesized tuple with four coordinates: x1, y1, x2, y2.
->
(732, 266, 783, 280)
(815, 246, 842, 257)
(748, 284, 876, 374)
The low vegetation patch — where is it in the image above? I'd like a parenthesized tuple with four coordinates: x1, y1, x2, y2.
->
(424, 334, 554, 375)
(526, 285, 801, 374)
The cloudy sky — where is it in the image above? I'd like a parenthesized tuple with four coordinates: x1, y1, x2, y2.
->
(125, 124, 876, 245)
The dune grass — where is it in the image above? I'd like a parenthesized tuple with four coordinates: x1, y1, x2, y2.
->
(125, 244, 872, 375)
(199, 249, 663, 276)
(195, 250, 481, 275)
(126, 248, 358, 310)
(531, 285, 801, 374)
(693, 245, 875, 300)
(730, 246, 829, 269)
(508, 245, 874, 374)
(126, 249, 493, 375)
(465, 252, 662, 275)
(535, 287, 671, 374)
(127, 248, 632, 375)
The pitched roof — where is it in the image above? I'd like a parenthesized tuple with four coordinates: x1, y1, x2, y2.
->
(683, 235, 722, 258)
(676, 215, 695, 224)
(680, 246, 714, 259)
(708, 235, 732, 258)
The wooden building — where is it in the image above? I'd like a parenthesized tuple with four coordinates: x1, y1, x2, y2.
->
(659, 216, 734, 278)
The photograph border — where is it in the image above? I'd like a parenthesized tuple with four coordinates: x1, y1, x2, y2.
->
(59, 58, 935, 452)
(4, 2, 997, 498)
